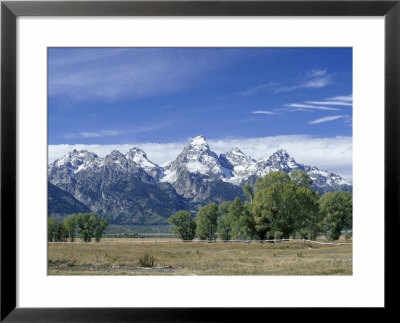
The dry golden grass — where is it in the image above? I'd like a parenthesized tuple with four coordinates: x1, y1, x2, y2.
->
(48, 238, 352, 276)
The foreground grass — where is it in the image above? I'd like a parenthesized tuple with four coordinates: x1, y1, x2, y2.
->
(48, 238, 352, 276)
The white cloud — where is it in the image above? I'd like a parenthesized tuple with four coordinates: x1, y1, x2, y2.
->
(307, 69, 327, 78)
(302, 77, 332, 89)
(326, 95, 353, 102)
(49, 49, 232, 101)
(275, 69, 333, 93)
(241, 82, 279, 96)
(64, 130, 122, 139)
(306, 101, 352, 106)
(252, 110, 278, 115)
(274, 86, 298, 93)
(285, 103, 340, 111)
(309, 115, 344, 124)
(48, 135, 352, 179)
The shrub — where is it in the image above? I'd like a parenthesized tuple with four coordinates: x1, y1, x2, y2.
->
(344, 231, 352, 241)
(139, 252, 156, 267)
(274, 231, 283, 239)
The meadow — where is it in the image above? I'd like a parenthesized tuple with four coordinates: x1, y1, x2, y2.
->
(48, 238, 352, 276)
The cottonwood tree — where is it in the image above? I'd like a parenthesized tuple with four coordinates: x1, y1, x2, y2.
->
(94, 217, 109, 242)
(217, 214, 232, 241)
(243, 184, 254, 205)
(254, 171, 291, 192)
(64, 214, 77, 242)
(294, 186, 321, 240)
(48, 217, 58, 242)
(195, 203, 218, 241)
(320, 191, 352, 240)
(253, 182, 318, 239)
(76, 212, 104, 242)
(168, 210, 196, 241)
(290, 169, 313, 187)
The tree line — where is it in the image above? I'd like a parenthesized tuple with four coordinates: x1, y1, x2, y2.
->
(48, 212, 109, 242)
(168, 170, 352, 241)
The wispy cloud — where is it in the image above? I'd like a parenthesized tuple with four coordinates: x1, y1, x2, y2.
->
(307, 69, 327, 78)
(275, 69, 333, 93)
(309, 115, 344, 124)
(326, 95, 352, 102)
(241, 69, 333, 96)
(64, 130, 123, 139)
(49, 48, 235, 102)
(306, 94, 353, 107)
(285, 103, 340, 111)
(306, 101, 352, 106)
(252, 110, 279, 115)
(241, 82, 279, 96)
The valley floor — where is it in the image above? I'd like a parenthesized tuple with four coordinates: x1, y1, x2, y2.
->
(48, 238, 352, 275)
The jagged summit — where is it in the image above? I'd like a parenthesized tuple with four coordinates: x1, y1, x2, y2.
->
(189, 135, 207, 146)
(49, 136, 352, 222)
(125, 147, 162, 179)
(161, 135, 226, 184)
(48, 136, 352, 224)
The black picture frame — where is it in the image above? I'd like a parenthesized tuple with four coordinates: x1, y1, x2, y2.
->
(1, 0, 399, 321)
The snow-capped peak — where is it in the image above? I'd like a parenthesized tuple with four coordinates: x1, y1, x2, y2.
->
(189, 135, 207, 147)
(104, 150, 128, 168)
(221, 147, 254, 166)
(126, 147, 150, 163)
(49, 149, 103, 174)
(160, 135, 228, 183)
(125, 147, 162, 179)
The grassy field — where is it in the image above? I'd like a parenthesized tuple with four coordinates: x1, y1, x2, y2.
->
(48, 238, 352, 276)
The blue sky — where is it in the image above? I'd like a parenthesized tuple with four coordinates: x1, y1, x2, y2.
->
(48, 48, 352, 144)
(48, 48, 352, 177)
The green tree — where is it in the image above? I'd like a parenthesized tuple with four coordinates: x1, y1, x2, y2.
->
(76, 212, 98, 242)
(290, 170, 313, 187)
(48, 217, 58, 242)
(54, 221, 68, 242)
(237, 202, 257, 240)
(94, 218, 109, 242)
(168, 210, 197, 241)
(294, 187, 321, 240)
(243, 184, 254, 205)
(228, 197, 247, 239)
(217, 214, 232, 241)
(253, 182, 318, 239)
(195, 203, 218, 241)
(254, 171, 291, 192)
(217, 198, 256, 241)
(64, 214, 77, 242)
(320, 191, 352, 240)
(218, 201, 231, 218)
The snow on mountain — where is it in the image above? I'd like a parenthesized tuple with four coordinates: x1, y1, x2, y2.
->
(48, 136, 352, 196)
(48, 149, 103, 175)
(219, 147, 256, 185)
(160, 135, 230, 183)
(47, 136, 352, 224)
(254, 149, 304, 177)
(125, 147, 162, 179)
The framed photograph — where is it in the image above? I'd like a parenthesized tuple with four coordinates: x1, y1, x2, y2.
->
(1, 0, 399, 321)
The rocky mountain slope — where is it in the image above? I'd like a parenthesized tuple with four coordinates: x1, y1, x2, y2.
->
(48, 135, 352, 224)
(48, 181, 91, 217)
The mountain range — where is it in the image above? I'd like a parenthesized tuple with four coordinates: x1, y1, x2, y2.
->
(48, 135, 352, 224)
